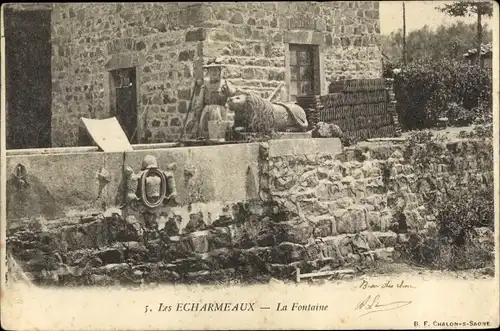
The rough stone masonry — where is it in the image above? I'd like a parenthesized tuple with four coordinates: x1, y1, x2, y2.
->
(48, 2, 382, 146)
(6, 137, 493, 286)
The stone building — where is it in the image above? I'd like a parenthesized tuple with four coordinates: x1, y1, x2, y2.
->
(464, 42, 493, 69)
(4, 2, 382, 148)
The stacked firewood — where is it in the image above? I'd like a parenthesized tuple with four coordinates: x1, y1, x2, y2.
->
(295, 95, 322, 130)
(317, 78, 400, 140)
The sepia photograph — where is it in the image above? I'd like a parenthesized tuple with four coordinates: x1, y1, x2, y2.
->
(1, 1, 498, 330)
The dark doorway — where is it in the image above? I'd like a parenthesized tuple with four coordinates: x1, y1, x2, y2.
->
(110, 68, 138, 144)
(4, 8, 52, 149)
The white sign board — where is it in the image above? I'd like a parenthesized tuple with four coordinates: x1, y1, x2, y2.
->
(81, 117, 133, 152)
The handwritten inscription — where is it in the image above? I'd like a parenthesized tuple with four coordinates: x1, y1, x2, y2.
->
(355, 279, 415, 317)
(359, 279, 416, 289)
(355, 295, 412, 317)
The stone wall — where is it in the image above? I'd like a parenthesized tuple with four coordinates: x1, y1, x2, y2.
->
(264, 139, 493, 237)
(6, 137, 493, 285)
(321, 2, 382, 82)
(51, 3, 205, 146)
(49, 2, 382, 146)
(203, 2, 382, 98)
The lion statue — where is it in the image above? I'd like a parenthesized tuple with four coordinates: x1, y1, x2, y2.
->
(225, 92, 309, 134)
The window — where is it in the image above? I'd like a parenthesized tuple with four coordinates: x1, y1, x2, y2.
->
(289, 44, 319, 100)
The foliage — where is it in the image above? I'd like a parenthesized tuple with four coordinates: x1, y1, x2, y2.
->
(437, 2, 494, 66)
(470, 99, 493, 124)
(340, 133, 358, 147)
(446, 102, 467, 123)
(437, 2, 493, 18)
(396, 181, 494, 271)
(396, 128, 494, 270)
(458, 124, 493, 138)
(394, 59, 492, 130)
(380, 22, 493, 68)
(405, 130, 439, 145)
(402, 131, 448, 178)
(437, 183, 494, 239)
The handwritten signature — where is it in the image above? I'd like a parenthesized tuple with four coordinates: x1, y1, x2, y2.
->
(355, 295, 412, 317)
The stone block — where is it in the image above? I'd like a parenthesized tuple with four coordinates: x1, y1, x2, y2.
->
(94, 248, 123, 264)
(184, 211, 208, 234)
(323, 235, 353, 260)
(316, 167, 329, 180)
(185, 231, 210, 254)
(177, 88, 192, 100)
(304, 241, 341, 262)
(170, 256, 210, 274)
(270, 220, 314, 245)
(341, 37, 351, 47)
(404, 209, 426, 231)
(373, 247, 394, 262)
(208, 227, 233, 249)
(211, 212, 233, 227)
(315, 180, 344, 200)
(360, 231, 383, 250)
(361, 194, 387, 211)
(178, 50, 195, 62)
(380, 212, 393, 232)
(143, 264, 181, 283)
(328, 197, 355, 210)
(266, 263, 296, 279)
(335, 207, 368, 234)
(303, 242, 323, 261)
(365, 211, 381, 230)
(185, 28, 206, 42)
(242, 68, 255, 79)
(299, 169, 320, 188)
(88, 274, 117, 286)
(164, 237, 191, 261)
(59, 225, 95, 251)
(25, 253, 60, 272)
(272, 176, 296, 191)
(273, 242, 305, 263)
(311, 215, 335, 238)
(163, 214, 182, 236)
(351, 233, 370, 252)
(96, 263, 130, 276)
(229, 12, 244, 24)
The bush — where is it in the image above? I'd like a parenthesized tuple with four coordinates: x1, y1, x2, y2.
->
(458, 124, 493, 139)
(394, 59, 492, 130)
(382, 60, 404, 79)
(396, 182, 494, 270)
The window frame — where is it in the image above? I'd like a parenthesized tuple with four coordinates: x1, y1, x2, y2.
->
(286, 42, 323, 101)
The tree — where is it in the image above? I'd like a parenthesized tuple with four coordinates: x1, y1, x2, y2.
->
(437, 1, 494, 67)
(381, 22, 492, 63)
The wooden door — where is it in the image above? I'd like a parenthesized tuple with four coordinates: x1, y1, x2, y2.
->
(111, 68, 138, 143)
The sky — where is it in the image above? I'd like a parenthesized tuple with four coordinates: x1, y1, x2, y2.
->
(379, 1, 496, 35)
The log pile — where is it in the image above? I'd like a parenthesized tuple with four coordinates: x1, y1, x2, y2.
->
(296, 79, 401, 141)
(295, 95, 322, 130)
